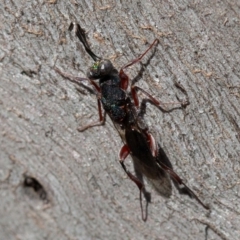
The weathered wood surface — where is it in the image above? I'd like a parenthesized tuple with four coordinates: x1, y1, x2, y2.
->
(1, 1, 240, 239)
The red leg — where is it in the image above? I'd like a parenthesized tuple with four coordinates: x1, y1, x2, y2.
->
(119, 144, 130, 161)
(131, 85, 189, 111)
(55, 67, 106, 131)
(119, 39, 159, 91)
(119, 144, 150, 221)
(119, 144, 144, 191)
(54, 67, 101, 93)
(122, 39, 159, 70)
(119, 69, 129, 90)
(77, 100, 106, 132)
(158, 161, 209, 210)
(146, 132, 157, 157)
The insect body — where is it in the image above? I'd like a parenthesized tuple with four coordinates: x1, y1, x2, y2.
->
(55, 22, 209, 220)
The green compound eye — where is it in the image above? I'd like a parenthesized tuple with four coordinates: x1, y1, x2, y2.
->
(92, 62, 99, 70)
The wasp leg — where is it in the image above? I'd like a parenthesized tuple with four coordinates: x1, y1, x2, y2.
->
(119, 145, 143, 190)
(131, 84, 189, 112)
(77, 107, 106, 132)
(133, 160, 151, 221)
(157, 161, 209, 210)
(119, 39, 159, 90)
(119, 144, 149, 221)
(54, 67, 106, 131)
(145, 131, 158, 157)
(122, 39, 159, 70)
(54, 67, 101, 93)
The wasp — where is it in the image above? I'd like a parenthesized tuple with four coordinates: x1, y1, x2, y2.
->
(55, 22, 209, 221)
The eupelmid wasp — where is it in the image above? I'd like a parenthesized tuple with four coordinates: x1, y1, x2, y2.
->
(55, 22, 209, 221)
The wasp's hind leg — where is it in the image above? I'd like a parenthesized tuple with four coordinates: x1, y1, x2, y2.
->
(119, 144, 150, 221)
(157, 161, 209, 210)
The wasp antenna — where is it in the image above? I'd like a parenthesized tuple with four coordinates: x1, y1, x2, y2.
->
(69, 22, 101, 61)
(68, 22, 74, 31)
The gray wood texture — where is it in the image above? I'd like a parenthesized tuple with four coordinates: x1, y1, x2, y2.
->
(1, 1, 240, 239)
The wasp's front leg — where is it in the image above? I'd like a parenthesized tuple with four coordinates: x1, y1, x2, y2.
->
(54, 67, 106, 131)
(119, 39, 159, 91)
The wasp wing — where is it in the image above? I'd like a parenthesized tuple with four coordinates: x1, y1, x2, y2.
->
(124, 126, 172, 198)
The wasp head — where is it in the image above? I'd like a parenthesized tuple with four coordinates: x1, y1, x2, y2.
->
(87, 59, 115, 79)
